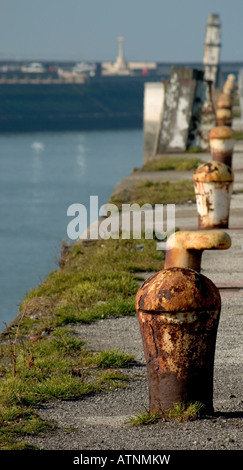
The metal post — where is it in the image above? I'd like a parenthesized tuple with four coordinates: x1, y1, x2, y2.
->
(164, 230, 231, 271)
(193, 161, 234, 229)
(209, 126, 235, 168)
(136, 267, 221, 414)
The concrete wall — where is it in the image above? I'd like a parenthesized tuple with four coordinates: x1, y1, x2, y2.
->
(157, 67, 198, 153)
(187, 80, 216, 151)
(142, 66, 216, 160)
(143, 82, 165, 163)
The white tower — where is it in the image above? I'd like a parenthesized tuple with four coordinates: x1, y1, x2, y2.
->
(203, 14, 221, 86)
(114, 36, 127, 71)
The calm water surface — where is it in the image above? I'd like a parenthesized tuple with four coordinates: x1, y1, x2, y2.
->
(0, 129, 143, 329)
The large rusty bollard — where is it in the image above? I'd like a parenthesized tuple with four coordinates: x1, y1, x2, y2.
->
(193, 161, 234, 229)
(136, 267, 221, 414)
(209, 125, 235, 168)
(164, 230, 231, 271)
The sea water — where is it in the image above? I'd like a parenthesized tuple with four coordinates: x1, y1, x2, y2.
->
(0, 129, 143, 330)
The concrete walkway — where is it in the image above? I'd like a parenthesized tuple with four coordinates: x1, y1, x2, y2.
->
(24, 145, 243, 454)
(111, 143, 243, 198)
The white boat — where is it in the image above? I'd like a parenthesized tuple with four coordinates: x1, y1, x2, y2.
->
(72, 62, 96, 75)
(21, 62, 46, 73)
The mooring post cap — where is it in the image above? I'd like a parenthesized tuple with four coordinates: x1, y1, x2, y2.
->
(164, 230, 231, 271)
(193, 161, 234, 183)
(217, 92, 233, 109)
(136, 267, 221, 314)
(209, 126, 235, 141)
(166, 229, 231, 252)
(216, 108, 233, 121)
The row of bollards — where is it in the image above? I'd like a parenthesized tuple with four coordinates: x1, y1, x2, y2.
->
(215, 74, 235, 127)
(216, 74, 235, 128)
(194, 74, 236, 229)
(135, 75, 236, 416)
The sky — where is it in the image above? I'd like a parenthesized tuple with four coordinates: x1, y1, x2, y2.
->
(0, 0, 243, 63)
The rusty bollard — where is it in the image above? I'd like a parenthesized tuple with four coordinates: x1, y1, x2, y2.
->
(216, 91, 233, 127)
(136, 267, 221, 414)
(216, 108, 233, 127)
(215, 75, 235, 126)
(164, 230, 231, 271)
(193, 161, 234, 229)
(217, 92, 233, 111)
(223, 74, 235, 95)
(209, 125, 235, 168)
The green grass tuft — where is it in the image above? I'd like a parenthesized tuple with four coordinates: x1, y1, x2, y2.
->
(166, 401, 205, 422)
(127, 402, 206, 426)
(127, 410, 161, 426)
(110, 179, 195, 210)
(87, 349, 134, 369)
(142, 156, 203, 172)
